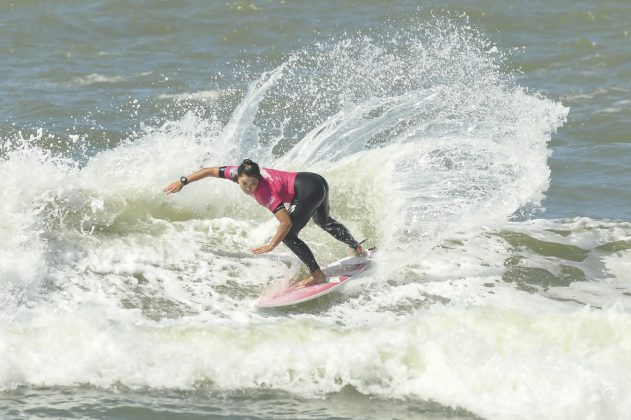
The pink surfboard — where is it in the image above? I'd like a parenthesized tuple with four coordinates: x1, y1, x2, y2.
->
(256, 253, 372, 308)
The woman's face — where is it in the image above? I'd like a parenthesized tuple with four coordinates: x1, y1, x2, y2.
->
(238, 175, 259, 195)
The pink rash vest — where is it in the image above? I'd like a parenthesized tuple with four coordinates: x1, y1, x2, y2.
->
(221, 165, 297, 213)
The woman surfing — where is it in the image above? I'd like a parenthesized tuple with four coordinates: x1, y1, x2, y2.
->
(163, 159, 367, 287)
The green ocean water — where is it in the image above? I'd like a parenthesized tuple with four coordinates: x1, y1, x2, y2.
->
(2, 1, 631, 419)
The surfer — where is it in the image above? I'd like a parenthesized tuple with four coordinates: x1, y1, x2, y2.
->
(163, 159, 366, 287)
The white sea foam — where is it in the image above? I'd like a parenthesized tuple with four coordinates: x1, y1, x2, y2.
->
(2, 298, 631, 420)
(605, 250, 631, 282)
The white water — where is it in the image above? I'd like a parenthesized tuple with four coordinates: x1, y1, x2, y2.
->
(2, 17, 631, 420)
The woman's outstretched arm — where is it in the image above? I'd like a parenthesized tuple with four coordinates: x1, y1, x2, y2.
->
(163, 167, 221, 194)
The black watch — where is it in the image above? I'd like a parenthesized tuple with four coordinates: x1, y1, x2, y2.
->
(180, 176, 188, 185)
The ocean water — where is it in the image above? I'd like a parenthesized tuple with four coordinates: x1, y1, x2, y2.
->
(1, 1, 630, 419)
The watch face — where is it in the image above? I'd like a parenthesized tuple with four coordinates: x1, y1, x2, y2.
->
(180, 176, 188, 184)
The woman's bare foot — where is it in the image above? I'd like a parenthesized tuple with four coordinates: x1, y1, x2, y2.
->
(353, 245, 368, 257)
(295, 269, 327, 288)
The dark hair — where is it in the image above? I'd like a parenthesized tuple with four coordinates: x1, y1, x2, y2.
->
(237, 159, 261, 179)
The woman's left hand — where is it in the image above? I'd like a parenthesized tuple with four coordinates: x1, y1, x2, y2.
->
(163, 180, 184, 194)
(252, 244, 275, 254)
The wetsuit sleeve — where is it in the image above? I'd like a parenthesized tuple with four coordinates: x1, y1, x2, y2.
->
(272, 203, 286, 214)
(219, 166, 238, 182)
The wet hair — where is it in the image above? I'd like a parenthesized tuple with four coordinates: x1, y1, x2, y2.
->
(237, 159, 261, 179)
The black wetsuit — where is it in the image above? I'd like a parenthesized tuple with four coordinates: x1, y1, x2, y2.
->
(283, 172, 360, 272)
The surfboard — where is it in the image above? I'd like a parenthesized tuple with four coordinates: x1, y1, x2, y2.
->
(256, 252, 373, 308)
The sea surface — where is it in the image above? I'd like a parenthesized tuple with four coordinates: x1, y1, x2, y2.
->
(1, 1, 630, 419)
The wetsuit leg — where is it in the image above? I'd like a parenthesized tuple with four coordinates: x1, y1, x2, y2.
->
(309, 177, 360, 249)
(282, 173, 360, 272)
(283, 236, 319, 273)
(282, 173, 327, 273)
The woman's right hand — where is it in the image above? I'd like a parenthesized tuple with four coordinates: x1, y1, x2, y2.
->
(163, 180, 184, 194)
